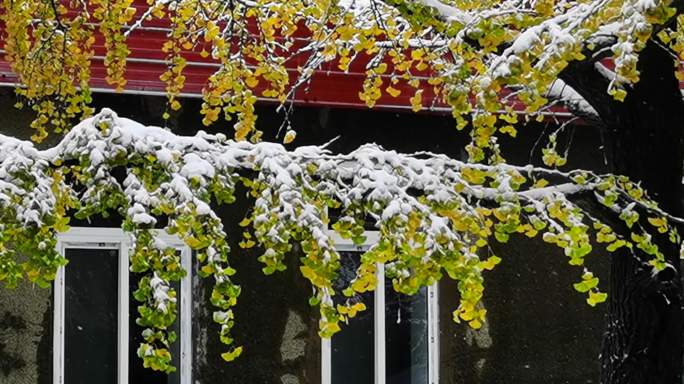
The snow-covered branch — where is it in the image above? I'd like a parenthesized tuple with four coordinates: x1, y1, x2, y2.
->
(545, 79, 600, 120)
(0, 108, 680, 368)
(413, 0, 473, 25)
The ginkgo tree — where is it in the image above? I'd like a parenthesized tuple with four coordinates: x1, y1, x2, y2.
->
(0, 0, 683, 382)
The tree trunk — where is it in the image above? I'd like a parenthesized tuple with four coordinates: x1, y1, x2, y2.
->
(561, 41, 684, 384)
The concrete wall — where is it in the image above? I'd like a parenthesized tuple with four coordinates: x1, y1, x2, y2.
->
(0, 280, 52, 384)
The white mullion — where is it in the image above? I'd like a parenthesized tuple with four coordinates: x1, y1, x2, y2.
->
(180, 247, 193, 384)
(53, 241, 65, 384)
(428, 283, 440, 384)
(60, 243, 119, 250)
(118, 238, 130, 384)
(321, 338, 331, 384)
(374, 262, 385, 384)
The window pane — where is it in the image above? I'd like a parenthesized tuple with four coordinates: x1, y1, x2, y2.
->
(331, 251, 374, 384)
(385, 283, 429, 384)
(64, 248, 119, 384)
(129, 269, 181, 383)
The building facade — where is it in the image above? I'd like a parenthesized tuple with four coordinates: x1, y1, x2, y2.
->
(0, 88, 611, 384)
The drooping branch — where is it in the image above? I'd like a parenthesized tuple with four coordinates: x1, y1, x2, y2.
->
(0, 109, 681, 372)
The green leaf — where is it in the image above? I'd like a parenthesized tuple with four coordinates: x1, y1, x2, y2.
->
(568, 257, 584, 266)
(606, 240, 626, 252)
(587, 291, 607, 307)
(352, 235, 367, 245)
(53, 216, 71, 232)
(573, 277, 598, 293)
(481, 255, 501, 271)
(494, 231, 509, 243)
(221, 346, 243, 362)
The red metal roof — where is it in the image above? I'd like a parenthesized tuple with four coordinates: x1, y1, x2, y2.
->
(0, 15, 450, 112)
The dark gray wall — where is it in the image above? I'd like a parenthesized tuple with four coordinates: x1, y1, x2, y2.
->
(192, 197, 323, 384)
(0, 281, 53, 384)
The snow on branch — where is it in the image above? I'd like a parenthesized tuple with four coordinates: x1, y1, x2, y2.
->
(0, 109, 681, 370)
(545, 79, 600, 120)
(414, 0, 473, 25)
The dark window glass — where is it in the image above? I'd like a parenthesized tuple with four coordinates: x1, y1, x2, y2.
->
(64, 248, 119, 384)
(129, 261, 181, 383)
(386, 283, 429, 384)
(331, 251, 374, 384)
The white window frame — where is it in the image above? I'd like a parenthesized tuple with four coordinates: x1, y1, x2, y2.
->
(53, 227, 192, 384)
(322, 231, 440, 384)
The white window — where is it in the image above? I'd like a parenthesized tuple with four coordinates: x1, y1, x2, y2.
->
(53, 227, 192, 384)
(322, 232, 439, 384)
